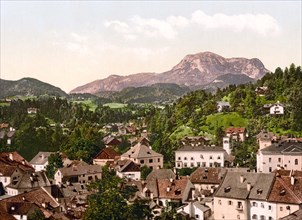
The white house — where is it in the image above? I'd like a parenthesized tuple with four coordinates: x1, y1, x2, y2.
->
(257, 140, 302, 173)
(177, 201, 211, 220)
(175, 145, 227, 169)
(217, 101, 231, 112)
(121, 143, 163, 170)
(30, 152, 54, 172)
(269, 102, 284, 115)
(115, 159, 141, 180)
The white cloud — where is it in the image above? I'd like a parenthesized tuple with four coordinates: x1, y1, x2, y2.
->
(104, 10, 281, 39)
(191, 10, 281, 36)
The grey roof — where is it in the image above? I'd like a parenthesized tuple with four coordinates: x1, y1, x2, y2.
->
(7, 171, 51, 190)
(215, 172, 275, 200)
(146, 169, 176, 181)
(121, 143, 163, 159)
(30, 152, 54, 165)
(193, 201, 211, 212)
(260, 141, 302, 155)
(256, 130, 274, 141)
(58, 164, 102, 177)
(176, 145, 225, 152)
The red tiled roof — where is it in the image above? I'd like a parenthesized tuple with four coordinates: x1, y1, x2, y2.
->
(94, 147, 121, 160)
(225, 127, 246, 134)
(157, 178, 189, 200)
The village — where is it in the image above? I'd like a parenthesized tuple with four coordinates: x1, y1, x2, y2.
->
(0, 97, 301, 220)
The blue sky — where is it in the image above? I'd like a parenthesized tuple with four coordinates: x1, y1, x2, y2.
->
(1, 1, 301, 92)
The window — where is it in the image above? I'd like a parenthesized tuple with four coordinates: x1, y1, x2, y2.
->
(237, 215, 240, 220)
(260, 216, 265, 220)
(268, 205, 272, 210)
(190, 163, 194, 167)
(191, 157, 194, 160)
(295, 159, 298, 165)
(228, 200, 233, 205)
(184, 157, 187, 160)
(200, 154, 204, 159)
(280, 207, 283, 211)
(252, 215, 257, 220)
(202, 162, 206, 167)
(252, 202, 257, 207)
(158, 158, 160, 162)
(195, 214, 199, 219)
(178, 157, 181, 160)
(184, 163, 187, 168)
(177, 163, 181, 168)
(268, 217, 273, 220)
(88, 176, 92, 181)
(269, 158, 271, 162)
(278, 158, 281, 163)
(149, 159, 153, 163)
(218, 200, 221, 205)
(217, 156, 221, 159)
(4, 177, 6, 183)
(209, 163, 213, 167)
(210, 156, 213, 159)
(269, 167, 272, 172)
(197, 162, 201, 167)
(261, 203, 264, 208)
(140, 160, 144, 164)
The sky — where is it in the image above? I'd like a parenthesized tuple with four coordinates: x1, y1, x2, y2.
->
(1, 1, 301, 93)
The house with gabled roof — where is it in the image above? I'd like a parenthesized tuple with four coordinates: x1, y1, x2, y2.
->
(0, 187, 60, 219)
(115, 159, 141, 180)
(175, 145, 227, 169)
(257, 140, 302, 173)
(54, 164, 102, 185)
(6, 171, 51, 196)
(217, 101, 231, 112)
(121, 143, 163, 170)
(214, 172, 275, 220)
(225, 127, 246, 142)
(30, 151, 54, 172)
(93, 147, 121, 166)
(146, 169, 176, 181)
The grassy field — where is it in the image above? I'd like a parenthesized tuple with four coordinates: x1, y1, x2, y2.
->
(71, 100, 98, 111)
(204, 112, 249, 133)
(103, 103, 127, 109)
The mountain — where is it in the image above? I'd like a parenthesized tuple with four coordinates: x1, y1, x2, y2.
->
(70, 51, 269, 94)
(0, 78, 68, 98)
(108, 83, 190, 103)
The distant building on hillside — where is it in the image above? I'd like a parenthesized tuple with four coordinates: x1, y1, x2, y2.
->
(217, 101, 231, 112)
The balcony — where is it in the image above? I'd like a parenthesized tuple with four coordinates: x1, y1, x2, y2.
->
(236, 205, 243, 211)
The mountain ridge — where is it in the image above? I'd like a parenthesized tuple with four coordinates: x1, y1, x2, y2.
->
(70, 51, 269, 94)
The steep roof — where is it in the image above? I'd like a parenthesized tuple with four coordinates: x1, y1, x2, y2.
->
(1, 187, 59, 209)
(260, 141, 302, 155)
(0, 151, 34, 172)
(146, 169, 176, 181)
(94, 147, 120, 160)
(215, 172, 275, 200)
(118, 160, 140, 173)
(0, 201, 39, 216)
(7, 171, 51, 190)
(190, 167, 227, 184)
(58, 164, 102, 177)
(268, 174, 302, 204)
(176, 145, 225, 152)
(279, 209, 302, 220)
(30, 151, 54, 165)
(121, 143, 163, 159)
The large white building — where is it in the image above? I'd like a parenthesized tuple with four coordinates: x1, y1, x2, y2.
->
(175, 145, 227, 169)
(257, 140, 302, 173)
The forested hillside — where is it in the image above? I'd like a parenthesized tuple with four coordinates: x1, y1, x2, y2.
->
(146, 64, 302, 168)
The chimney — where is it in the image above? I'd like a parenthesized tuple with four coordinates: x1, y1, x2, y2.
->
(166, 187, 171, 192)
(291, 176, 295, 186)
(247, 182, 251, 192)
(170, 178, 173, 183)
(210, 187, 215, 194)
(9, 153, 13, 161)
(41, 154, 45, 160)
(240, 175, 244, 183)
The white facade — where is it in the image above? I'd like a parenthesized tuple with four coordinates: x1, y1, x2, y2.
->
(257, 152, 302, 173)
(214, 197, 247, 220)
(177, 202, 211, 220)
(32, 162, 48, 172)
(116, 170, 141, 181)
(223, 137, 231, 155)
(175, 148, 225, 169)
(270, 104, 284, 115)
(250, 200, 275, 220)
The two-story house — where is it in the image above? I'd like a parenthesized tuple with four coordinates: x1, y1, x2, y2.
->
(257, 140, 302, 173)
(121, 143, 163, 170)
(29, 152, 54, 172)
(175, 145, 227, 169)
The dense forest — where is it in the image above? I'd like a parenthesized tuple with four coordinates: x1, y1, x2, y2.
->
(0, 64, 301, 170)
